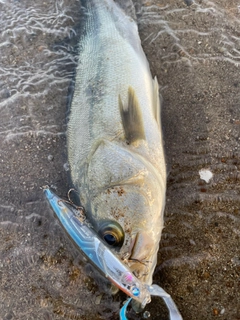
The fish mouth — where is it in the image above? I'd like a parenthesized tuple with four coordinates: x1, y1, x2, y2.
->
(97, 221, 157, 283)
(125, 232, 157, 313)
(125, 231, 157, 284)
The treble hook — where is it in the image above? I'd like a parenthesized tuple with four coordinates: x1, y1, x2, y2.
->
(57, 188, 85, 221)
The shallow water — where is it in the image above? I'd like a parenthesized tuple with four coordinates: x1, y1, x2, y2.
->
(1, 0, 240, 319)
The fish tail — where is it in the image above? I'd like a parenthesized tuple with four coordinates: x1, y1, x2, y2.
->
(114, 0, 137, 21)
(80, 0, 137, 21)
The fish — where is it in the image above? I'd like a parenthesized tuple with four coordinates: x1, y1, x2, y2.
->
(67, 0, 166, 293)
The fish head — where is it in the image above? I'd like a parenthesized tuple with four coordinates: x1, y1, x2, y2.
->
(89, 184, 164, 285)
(82, 140, 166, 285)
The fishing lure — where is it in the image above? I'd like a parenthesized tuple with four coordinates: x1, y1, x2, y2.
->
(44, 187, 151, 307)
(44, 187, 182, 320)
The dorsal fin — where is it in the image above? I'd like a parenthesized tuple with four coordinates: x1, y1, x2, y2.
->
(119, 87, 145, 144)
(152, 76, 161, 128)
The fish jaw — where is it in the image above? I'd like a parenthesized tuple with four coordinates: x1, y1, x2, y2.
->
(125, 231, 161, 284)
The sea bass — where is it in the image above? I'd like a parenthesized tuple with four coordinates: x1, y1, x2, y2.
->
(68, 0, 166, 287)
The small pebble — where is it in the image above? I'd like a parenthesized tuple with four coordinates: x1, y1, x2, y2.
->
(63, 162, 70, 171)
(47, 154, 54, 161)
(219, 47, 226, 53)
(199, 169, 213, 183)
(213, 308, 219, 316)
(1, 88, 11, 99)
(143, 311, 151, 319)
(95, 294, 102, 305)
(220, 308, 225, 315)
(5, 313, 13, 320)
(183, 0, 193, 5)
(189, 239, 196, 246)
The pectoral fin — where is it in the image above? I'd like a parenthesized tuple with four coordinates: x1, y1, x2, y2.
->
(119, 87, 145, 144)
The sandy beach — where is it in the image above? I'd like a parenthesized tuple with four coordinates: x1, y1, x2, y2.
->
(0, 1, 239, 319)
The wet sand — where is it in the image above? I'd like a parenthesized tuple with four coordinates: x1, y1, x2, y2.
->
(0, 1, 240, 319)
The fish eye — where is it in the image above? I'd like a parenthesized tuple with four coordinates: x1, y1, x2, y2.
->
(98, 221, 124, 247)
(103, 233, 117, 246)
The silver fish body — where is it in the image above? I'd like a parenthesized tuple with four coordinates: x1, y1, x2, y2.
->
(68, 0, 166, 285)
